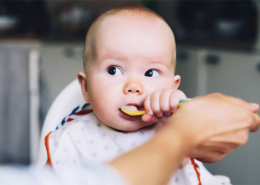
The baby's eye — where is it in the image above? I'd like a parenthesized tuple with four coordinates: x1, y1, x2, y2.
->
(145, 69, 160, 77)
(107, 66, 122, 75)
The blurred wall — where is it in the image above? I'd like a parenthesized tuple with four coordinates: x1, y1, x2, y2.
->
(40, 42, 84, 106)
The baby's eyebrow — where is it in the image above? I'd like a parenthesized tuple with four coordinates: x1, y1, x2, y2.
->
(100, 51, 127, 62)
(148, 59, 171, 69)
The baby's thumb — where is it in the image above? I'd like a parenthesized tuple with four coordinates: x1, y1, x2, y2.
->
(142, 114, 158, 123)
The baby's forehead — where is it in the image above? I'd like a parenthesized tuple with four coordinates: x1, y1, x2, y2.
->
(96, 13, 174, 47)
(91, 10, 175, 69)
(83, 6, 176, 75)
(99, 11, 164, 32)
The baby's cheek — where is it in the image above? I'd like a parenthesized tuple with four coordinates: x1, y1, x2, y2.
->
(92, 105, 111, 126)
(91, 96, 117, 121)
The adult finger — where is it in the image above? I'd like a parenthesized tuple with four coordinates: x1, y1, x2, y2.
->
(249, 113, 260, 132)
(219, 94, 260, 132)
(219, 94, 259, 113)
(250, 103, 259, 113)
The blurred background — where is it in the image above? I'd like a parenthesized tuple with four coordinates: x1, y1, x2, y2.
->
(0, 0, 260, 184)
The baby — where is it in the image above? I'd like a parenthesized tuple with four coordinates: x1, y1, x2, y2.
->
(45, 4, 230, 185)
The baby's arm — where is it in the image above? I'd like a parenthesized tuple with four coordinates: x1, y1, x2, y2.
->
(142, 89, 187, 123)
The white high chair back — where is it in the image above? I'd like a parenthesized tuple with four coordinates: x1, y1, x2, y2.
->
(36, 79, 87, 170)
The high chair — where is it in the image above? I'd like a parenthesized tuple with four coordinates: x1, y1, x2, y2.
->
(36, 79, 231, 185)
(36, 79, 87, 170)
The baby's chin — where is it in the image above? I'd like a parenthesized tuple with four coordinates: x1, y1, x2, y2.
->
(106, 120, 156, 132)
(94, 111, 154, 132)
(106, 123, 145, 132)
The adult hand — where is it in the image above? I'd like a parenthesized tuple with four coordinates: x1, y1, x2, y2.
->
(110, 93, 259, 185)
(166, 93, 260, 163)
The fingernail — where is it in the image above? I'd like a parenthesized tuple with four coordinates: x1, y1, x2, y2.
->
(250, 103, 259, 109)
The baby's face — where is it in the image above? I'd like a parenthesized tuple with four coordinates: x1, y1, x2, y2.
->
(85, 16, 178, 131)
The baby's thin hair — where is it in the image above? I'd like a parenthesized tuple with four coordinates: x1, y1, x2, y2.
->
(83, 4, 175, 74)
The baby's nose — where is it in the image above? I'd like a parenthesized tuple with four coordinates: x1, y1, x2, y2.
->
(123, 79, 143, 95)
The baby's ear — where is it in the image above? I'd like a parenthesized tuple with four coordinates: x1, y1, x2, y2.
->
(173, 75, 180, 89)
(78, 71, 89, 102)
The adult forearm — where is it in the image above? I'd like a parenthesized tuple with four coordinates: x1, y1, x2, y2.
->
(109, 126, 190, 185)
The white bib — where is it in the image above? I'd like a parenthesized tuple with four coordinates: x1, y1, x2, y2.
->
(46, 112, 204, 185)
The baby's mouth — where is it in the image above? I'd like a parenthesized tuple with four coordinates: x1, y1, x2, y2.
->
(120, 105, 145, 116)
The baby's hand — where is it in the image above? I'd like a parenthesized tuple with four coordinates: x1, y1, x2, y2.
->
(142, 89, 187, 123)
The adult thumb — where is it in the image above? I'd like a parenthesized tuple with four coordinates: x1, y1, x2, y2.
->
(250, 103, 259, 114)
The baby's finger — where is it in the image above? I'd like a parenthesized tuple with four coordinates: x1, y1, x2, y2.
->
(142, 114, 159, 123)
(150, 90, 164, 117)
(143, 95, 153, 115)
(159, 89, 172, 116)
(169, 90, 187, 113)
